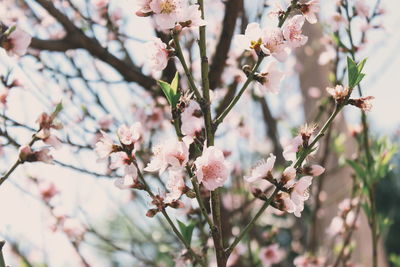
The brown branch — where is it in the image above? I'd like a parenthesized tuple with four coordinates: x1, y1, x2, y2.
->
(30, 0, 157, 90)
(31, 37, 80, 51)
(257, 97, 284, 164)
(208, 0, 242, 90)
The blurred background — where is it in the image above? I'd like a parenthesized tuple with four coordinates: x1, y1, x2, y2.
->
(0, 0, 399, 266)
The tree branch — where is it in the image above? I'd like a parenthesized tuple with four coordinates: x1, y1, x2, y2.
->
(209, 0, 242, 90)
(31, 0, 157, 90)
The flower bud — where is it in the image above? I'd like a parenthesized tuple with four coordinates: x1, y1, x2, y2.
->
(303, 165, 325, 176)
(242, 65, 252, 76)
(348, 96, 374, 111)
(146, 208, 159, 218)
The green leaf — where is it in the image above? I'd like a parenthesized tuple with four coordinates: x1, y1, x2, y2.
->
(347, 57, 358, 88)
(357, 58, 367, 73)
(177, 220, 195, 246)
(158, 72, 181, 107)
(54, 102, 63, 114)
(332, 33, 349, 50)
(346, 159, 366, 179)
(170, 72, 179, 94)
(390, 254, 400, 267)
(158, 80, 173, 104)
(347, 57, 367, 88)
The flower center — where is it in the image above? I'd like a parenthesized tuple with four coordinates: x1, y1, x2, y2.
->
(160, 1, 176, 14)
(250, 39, 262, 50)
(202, 162, 222, 181)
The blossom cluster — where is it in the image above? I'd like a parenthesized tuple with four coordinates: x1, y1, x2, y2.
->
(135, 0, 205, 30)
(246, 125, 324, 217)
(95, 123, 143, 190)
(18, 109, 63, 165)
(327, 197, 360, 237)
(0, 24, 31, 56)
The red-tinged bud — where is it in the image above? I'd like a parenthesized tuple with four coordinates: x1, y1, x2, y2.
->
(303, 165, 325, 176)
(184, 189, 196, 199)
(146, 208, 159, 218)
(135, 11, 152, 17)
(251, 187, 263, 198)
(299, 123, 317, 146)
(168, 200, 184, 209)
(348, 96, 374, 111)
(242, 65, 252, 76)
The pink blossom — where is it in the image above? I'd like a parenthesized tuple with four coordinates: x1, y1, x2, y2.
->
(181, 100, 203, 137)
(38, 181, 58, 202)
(281, 165, 296, 187)
(355, 0, 370, 18)
(19, 145, 53, 163)
(268, 1, 285, 18)
(177, 5, 206, 28)
(235, 23, 263, 52)
(136, 0, 153, 16)
(280, 176, 313, 217)
(62, 218, 86, 240)
(326, 216, 344, 236)
(349, 96, 374, 111)
(35, 148, 54, 163)
(0, 87, 9, 108)
(291, 176, 313, 217)
(282, 135, 303, 162)
(36, 112, 63, 140)
(194, 146, 231, 191)
(43, 134, 62, 150)
(146, 37, 170, 71)
(300, 0, 320, 24)
(294, 254, 325, 267)
(326, 85, 349, 100)
(149, 0, 182, 30)
(97, 115, 113, 130)
(2, 27, 32, 56)
(318, 44, 336, 65)
(244, 154, 276, 183)
(237, 23, 289, 61)
(306, 165, 325, 176)
(145, 139, 189, 174)
(165, 169, 186, 202)
(110, 8, 123, 25)
(259, 244, 285, 267)
(329, 12, 348, 32)
(262, 27, 289, 61)
(109, 151, 131, 169)
(345, 210, 357, 226)
(117, 122, 142, 146)
(114, 165, 139, 190)
(94, 131, 115, 160)
(255, 60, 284, 95)
(92, 0, 108, 9)
(282, 15, 308, 48)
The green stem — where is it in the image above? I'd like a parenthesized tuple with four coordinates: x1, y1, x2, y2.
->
(369, 185, 378, 267)
(343, 3, 376, 265)
(161, 209, 206, 267)
(294, 105, 342, 168)
(190, 174, 215, 229)
(0, 241, 6, 267)
(0, 136, 38, 187)
(0, 159, 21, 186)
(172, 33, 203, 101)
(197, 0, 226, 265)
(136, 164, 205, 265)
(214, 57, 264, 127)
(226, 188, 280, 256)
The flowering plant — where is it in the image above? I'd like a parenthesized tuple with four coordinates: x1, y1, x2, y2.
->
(0, 0, 398, 267)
